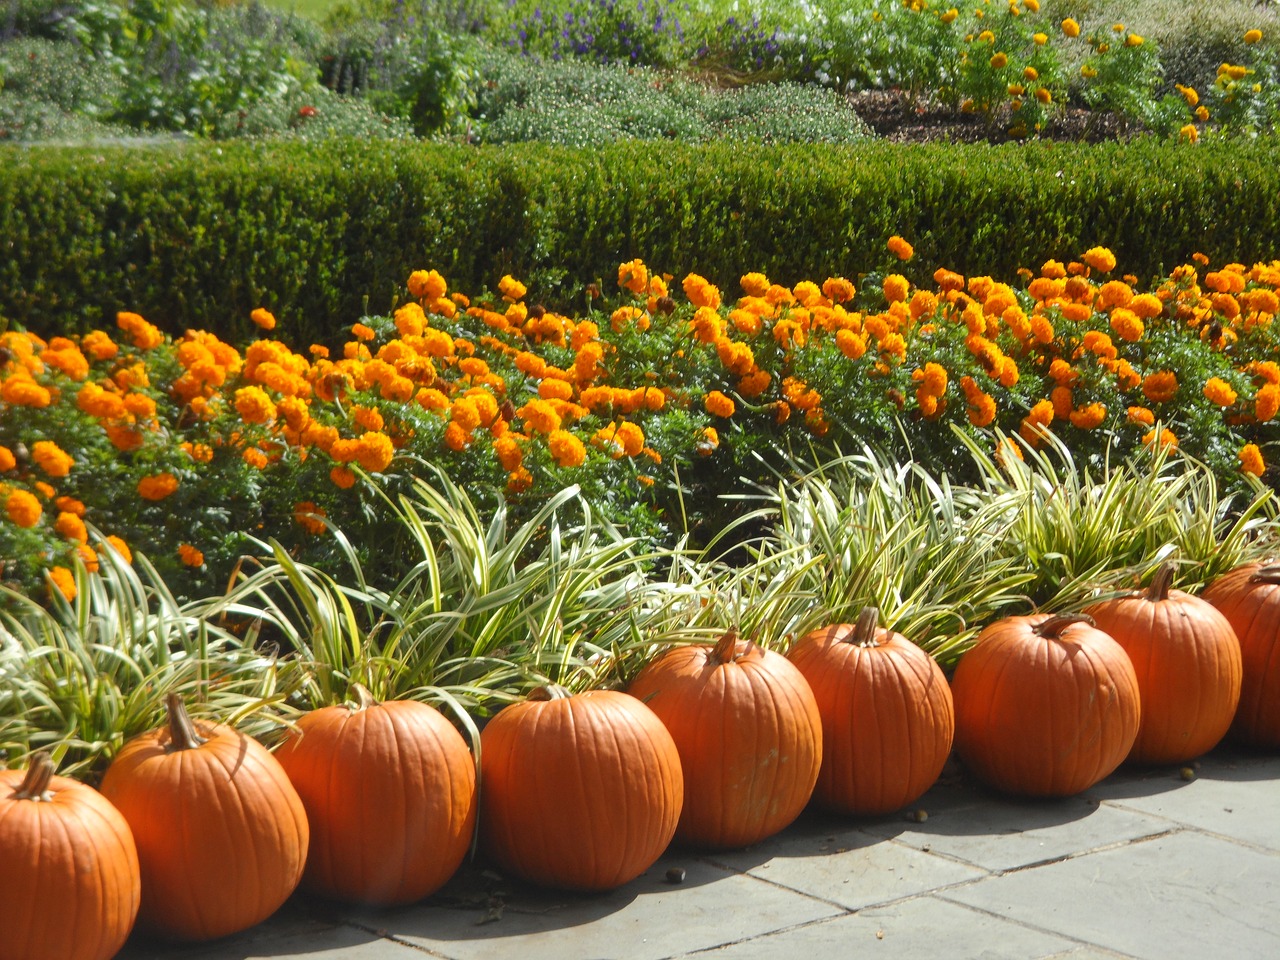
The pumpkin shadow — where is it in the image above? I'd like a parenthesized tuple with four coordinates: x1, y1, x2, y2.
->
(1084, 740, 1280, 801)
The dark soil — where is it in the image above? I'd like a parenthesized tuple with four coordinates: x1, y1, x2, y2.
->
(847, 88, 1138, 144)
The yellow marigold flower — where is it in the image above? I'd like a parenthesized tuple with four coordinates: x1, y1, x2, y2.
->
(330, 465, 357, 489)
(394, 302, 427, 338)
(178, 543, 204, 567)
(104, 535, 132, 565)
(548, 429, 586, 468)
(1144, 427, 1178, 453)
(941, 7, 958, 23)
(618, 259, 649, 296)
(1180, 124, 1199, 144)
(1128, 294, 1163, 320)
(408, 269, 448, 301)
(1239, 443, 1265, 476)
(1245, 29, 1263, 44)
(1196, 105, 1210, 121)
(879, 331, 907, 361)
(234, 385, 277, 425)
(251, 308, 276, 331)
(48, 566, 76, 601)
(242, 447, 269, 470)
(499, 275, 527, 301)
(6, 489, 42, 528)
(1062, 17, 1080, 37)
(31, 440, 73, 478)
(989, 52, 1009, 69)
(887, 236, 915, 261)
(683, 273, 722, 310)
(1033, 32, 1047, 45)
(1219, 63, 1249, 81)
(705, 391, 736, 418)
(354, 432, 394, 472)
(882, 274, 910, 304)
(537, 378, 574, 403)
(1203, 377, 1238, 407)
(1176, 84, 1199, 108)
(1081, 247, 1117, 274)
(1125, 33, 1143, 46)
(137, 472, 179, 501)
(740, 272, 771, 297)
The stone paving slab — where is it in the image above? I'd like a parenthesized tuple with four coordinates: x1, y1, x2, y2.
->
(939, 829, 1280, 960)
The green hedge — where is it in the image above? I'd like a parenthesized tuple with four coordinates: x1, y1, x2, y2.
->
(4, 138, 1280, 344)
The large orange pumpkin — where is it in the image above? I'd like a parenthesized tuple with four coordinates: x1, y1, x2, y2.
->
(1086, 565, 1242, 764)
(951, 613, 1140, 797)
(99, 695, 309, 941)
(787, 607, 954, 815)
(1200, 562, 1280, 748)
(480, 685, 682, 892)
(0, 752, 140, 960)
(627, 631, 822, 849)
(275, 685, 477, 905)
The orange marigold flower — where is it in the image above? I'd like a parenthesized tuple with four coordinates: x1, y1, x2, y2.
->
(740, 272, 771, 297)
(548, 429, 586, 468)
(682, 273, 722, 310)
(1051, 385, 1074, 420)
(6, 489, 43, 528)
(293, 501, 328, 536)
(251, 308, 276, 331)
(1062, 17, 1081, 37)
(618, 260, 649, 296)
(48, 566, 76, 601)
(1239, 444, 1265, 476)
(355, 432, 395, 472)
(493, 435, 524, 471)
(137, 472, 179, 501)
(408, 269, 448, 301)
(1142, 371, 1179, 403)
(242, 448, 269, 470)
(1110, 308, 1145, 342)
(330, 466, 357, 489)
(234, 385, 277, 425)
(1127, 406, 1155, 426)
(1, 377, 52, 407)
(1030, 314, 1055, 344)
(934, 268, 965, 292)
(1069, 402, 1107, 430)
(351, 323, 376, 342)
(116, 312, 164, 350)
(1081, 247, 1117, 273)
(54, 495, 85, 516)
(31, 440, 74, 478)
(1143, 428, 1179, 453)
(77, 544, 99, 573)
(1256, 384, 1280, 421)
(1019, 400, 1054, 444)
(506, 467, 533, 493)
(705, 391, 736, 418)
(105, 536, 132, 565)
(1203, 377, 1238, 407)
(882, 274, 910, 304)
(0, 445, 15, 473)
(81, 330, 119, 361)
(887, 235, 915, 261)
(835, 329, 867, 360)
(498, 275, 527, 301)
(443, 421, 471, 451)
(178, 543, 204, 567)
(518, 398, 562, 434)
(697, 427, 719, 456)
(55, 510, 88, 543)
(916, 362, 948, 397)
(822, 276, 856, 303)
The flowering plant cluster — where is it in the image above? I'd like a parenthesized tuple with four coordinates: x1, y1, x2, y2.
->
(3, 241, 1279, 603)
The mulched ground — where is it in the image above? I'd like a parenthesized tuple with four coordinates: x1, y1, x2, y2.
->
(847, 88, 1138, 144)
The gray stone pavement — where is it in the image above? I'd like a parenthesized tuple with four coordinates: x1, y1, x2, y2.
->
(117, 744, 1280, 960)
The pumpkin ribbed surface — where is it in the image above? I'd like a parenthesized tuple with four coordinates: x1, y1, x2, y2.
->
(0, 754, 140, 960)
(480, 687, 682, 892)
(627, 633, 821, 849)
(276, 692, 476, 905)
(789, 611, 953, 815)
(1086, 566, 1242, 764)
(1201, 562, 1280, 748)
(99, 696, 309, 941)
(951, 614, 1141, 797)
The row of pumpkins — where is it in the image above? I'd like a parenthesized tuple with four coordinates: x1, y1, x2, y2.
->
(4, 562, 1280, 960)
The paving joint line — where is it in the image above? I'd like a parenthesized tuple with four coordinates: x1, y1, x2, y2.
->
(336, 918, 460, 959)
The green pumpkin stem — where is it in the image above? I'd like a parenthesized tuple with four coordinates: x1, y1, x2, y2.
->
(349, 683, 379, 711)
(1034, 613, 1096, 638)
(1146, 564, 1176, 602)
(712, 630, 741, 664)
(165, 693, 207, 751)
(528, 684, 572, 702)
(1249, 565, 1280, 585)
(852, 607, 882, 647)
(13, 751, 55, 801)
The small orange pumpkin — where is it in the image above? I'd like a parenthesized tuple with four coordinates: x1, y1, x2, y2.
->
(480, 685, 682, 892)
(788, 607, 954, 815)
(0, 752, 141, 960)
(627, 631, 822, 849)
(1086, 565, 1242, 764)
(951, 613, 1140, 797)
(1201, 561, 1280, 748)
(99, 694, 309, 941)
(275, 685, 477, 905)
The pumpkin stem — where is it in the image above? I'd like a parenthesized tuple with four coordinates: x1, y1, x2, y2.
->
(1249, 564, 1280, 585)
(711, 630, 742, 664)
(1034, 614, 1096, 638)
(852, 607, 882, 647)
(528, 684, 572, 702)
(165, 693, 207, 752)
(1146, 563, 1176, 602)
(349, 683, 379, 711)
(12, 751, 55, 801)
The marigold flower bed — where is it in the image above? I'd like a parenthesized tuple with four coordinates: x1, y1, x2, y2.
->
(2, 243, 1278, 601)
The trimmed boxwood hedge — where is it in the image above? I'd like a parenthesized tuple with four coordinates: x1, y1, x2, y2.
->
(3, 137, 1280, 344)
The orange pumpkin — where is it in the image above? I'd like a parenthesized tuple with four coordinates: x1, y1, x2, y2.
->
(788, 607, 954, 815)
(99, 695, 309, 941)
(627, 631, 822, 849)
(275, 685, 477, 905)
(1086, 565, 1242, 764)
(1200, 562, 1280, 748)
(480, 685, 682, 892)
(951, 613, 1140, 797)
(0, 752, 140, 960)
